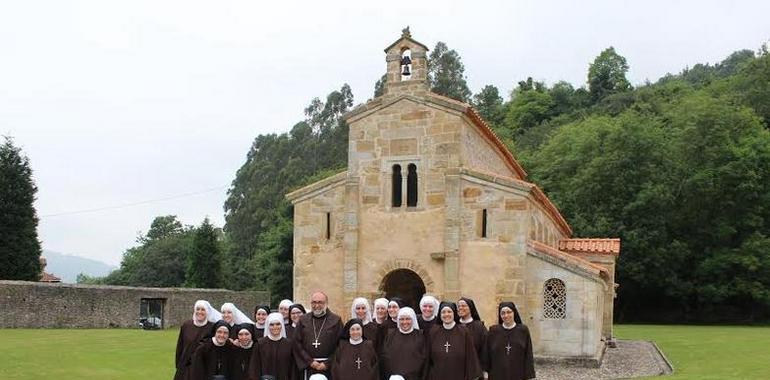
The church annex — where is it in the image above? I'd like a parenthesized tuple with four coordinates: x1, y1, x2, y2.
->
(287, 30, 620, 363)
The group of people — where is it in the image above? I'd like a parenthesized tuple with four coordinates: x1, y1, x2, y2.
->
(174, 292, 535, 380)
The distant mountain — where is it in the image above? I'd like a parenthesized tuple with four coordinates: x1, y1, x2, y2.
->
(42, 250, 117, 283)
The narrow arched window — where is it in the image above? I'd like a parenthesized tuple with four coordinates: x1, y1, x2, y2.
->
(543, 278, 566, 319)
(392, 164, 402, 207)
(407, 163, 418, 207)
(481, 209, 488, 238)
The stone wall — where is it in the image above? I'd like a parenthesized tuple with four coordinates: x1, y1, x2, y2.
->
(460, 122, 518, 179)
(0, 281, 269, 329)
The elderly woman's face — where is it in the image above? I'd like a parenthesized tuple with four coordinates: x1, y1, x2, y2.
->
(388, 303, 400, 318)
(256, 309, 268, 324)
(195, 305, 207, 321)
(440, 307, 455, 324)
(398, 314, 413, 331)
(269, 320, 283, 337)
(375, 304, 387, 319)
(349, 324, 363, 340)
(279, 305, 290, 319)
(457, 300, 470, 318)
(222, 309, 233, 324)
(355, 304, 367, 319)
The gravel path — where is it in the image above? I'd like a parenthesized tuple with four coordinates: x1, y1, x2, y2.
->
(534, 340, 673, 379)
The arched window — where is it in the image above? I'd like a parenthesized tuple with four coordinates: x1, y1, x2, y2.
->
(543, 278, 566, 319)
(392, 164, 402, 207)
(407, 163, 418, 207)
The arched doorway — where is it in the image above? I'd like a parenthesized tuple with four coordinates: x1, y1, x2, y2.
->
(380, 269, 426, 311)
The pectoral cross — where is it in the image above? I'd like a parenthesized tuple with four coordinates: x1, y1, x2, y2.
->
(505, 343, 512, 355)
(355, 356, 362, 370)
(312, 339, 321, 348)
(444, 341, 451, 353)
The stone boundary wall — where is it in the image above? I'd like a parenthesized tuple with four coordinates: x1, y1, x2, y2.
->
(0, 281, 269, 329)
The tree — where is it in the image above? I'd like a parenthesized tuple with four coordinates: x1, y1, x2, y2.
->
(186, 218, 222, 288)
(374, 74, 387, 98)
(505, 78, 555, 135)
(472, 85, 505, 129)
(588, 47, 632, 103)
(0, 137, 42, 281)
(427, 42, 472, 102)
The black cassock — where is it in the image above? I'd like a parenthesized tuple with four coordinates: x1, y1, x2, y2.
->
(249, 336, 297, 380)
(482, 324, 536, 380)
(331, 340, 379, 380)
(380, 328, 428, 380)
(427, 324, 482, 380)
(227, 343, 253, 380)
(190, 339, 230, 380)
(174, 320, 213, 380)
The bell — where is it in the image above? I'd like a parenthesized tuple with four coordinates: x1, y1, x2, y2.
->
(400, 56, 412, 66)
(401, 64, 411, 76)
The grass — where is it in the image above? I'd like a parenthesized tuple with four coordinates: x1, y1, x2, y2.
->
(615, 324, 770, 380)
(0, 325, 768, 379)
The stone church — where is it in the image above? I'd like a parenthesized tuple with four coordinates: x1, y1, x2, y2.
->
(287, 30, 620, 363)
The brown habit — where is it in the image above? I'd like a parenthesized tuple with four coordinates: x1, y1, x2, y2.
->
(249, 336, 297, 380)
(380, 328, 428, 380)
(227, 344, 253, 380)
(331, 340, 379, 380)
(462, 320, 488, 364)
(189, 339, 230, 380)
(293, 310, 343, 376)
(427, 324, 482, 380)
(174, 320, 213, 380)
(362, 322, 379, 349)
(482, 324, 536, 380)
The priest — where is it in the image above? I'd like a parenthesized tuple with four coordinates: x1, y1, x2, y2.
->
(293, 291, 343, 379)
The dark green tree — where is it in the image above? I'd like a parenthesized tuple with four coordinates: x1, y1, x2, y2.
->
(0, 137, 42, 281)
(472, 85, 505, 129)
(374, 74, 387, 98)
(588, 47, 632, 103)
(186, 218, 222, 288)
(505, 78, 555, 135)
(427, 42, 472, 102)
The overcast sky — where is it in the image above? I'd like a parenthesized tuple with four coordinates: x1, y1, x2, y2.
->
(1, 0, 768, 265)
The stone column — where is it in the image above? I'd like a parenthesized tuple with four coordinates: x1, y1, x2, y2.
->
(443, 170, 461, 299)
(343, 175, 360, 301)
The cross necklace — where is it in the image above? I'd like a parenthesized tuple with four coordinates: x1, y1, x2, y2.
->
(311, 315, 327, 349)
(505, 341, 512, 355)
(355, 356, 362, 370)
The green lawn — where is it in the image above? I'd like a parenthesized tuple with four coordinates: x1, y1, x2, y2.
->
(0, 325, 768, 379)
(615, 324, 770, 380)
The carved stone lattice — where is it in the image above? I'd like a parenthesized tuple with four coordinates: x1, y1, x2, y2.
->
(543, 278, 566, 319)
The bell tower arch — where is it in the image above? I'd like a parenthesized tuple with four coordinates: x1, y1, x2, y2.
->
(383, 27, 430, 95)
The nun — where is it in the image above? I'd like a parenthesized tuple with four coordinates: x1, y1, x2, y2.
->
(373, 298, 389, 325)
(190, 320, 232, 380)
(482, 302, 535, 380)
(249, 312, 297, 380)
(174, 300, 221, 380)
(228, 323, 255, 380)
(426, 302, 482, 380)
(380, 307, 427, 380)
(417, 295, 440, 331)
(384, 297, 405, 330)
(286, 303, 306, 339)
(220, 303, 255, 339)
(331, 318, 379, 380)
(279, 299, 294, 324)
(253, 305, 271, 338)
(350, 297, 379, 347)
(458, 297, 487, 364)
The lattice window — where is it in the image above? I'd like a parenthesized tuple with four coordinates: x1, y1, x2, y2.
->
(543, 278, 566, 319)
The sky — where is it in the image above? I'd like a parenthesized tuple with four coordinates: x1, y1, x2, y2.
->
(1, 0, 768, 265)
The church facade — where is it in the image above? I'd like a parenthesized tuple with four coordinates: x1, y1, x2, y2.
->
(287, 31, 620, 363)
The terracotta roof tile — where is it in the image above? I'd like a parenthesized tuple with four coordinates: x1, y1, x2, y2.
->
(527, 240, 609, 280)
(40, 272, 61, 283)
(559, 238, 621, 255)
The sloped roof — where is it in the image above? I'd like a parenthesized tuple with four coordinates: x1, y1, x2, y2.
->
(40, 272, 61, 283)
(527, 240, 609, 280)
(384, 36, 430, 52)
(559, 238, 621, 255)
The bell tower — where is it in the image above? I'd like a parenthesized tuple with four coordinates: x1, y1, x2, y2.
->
(383, 27, 429, 96)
